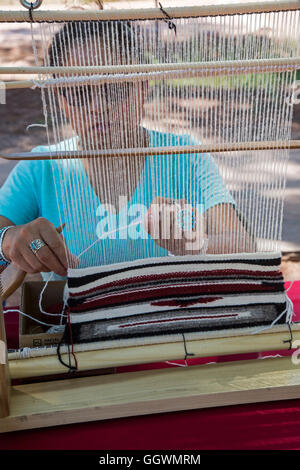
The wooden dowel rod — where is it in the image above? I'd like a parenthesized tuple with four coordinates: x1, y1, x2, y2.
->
(8, 323, 300, 380)
(1, 141, 300, 161)
(3, 58, 300, 90)
(2, 57, 300, 76)
(1, 2, 300, 22)
(5, 81, 37, 90)
(1, 271, 26, 303)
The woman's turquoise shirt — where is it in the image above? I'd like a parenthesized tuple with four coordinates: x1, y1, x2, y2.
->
(0, 130, 234, 273)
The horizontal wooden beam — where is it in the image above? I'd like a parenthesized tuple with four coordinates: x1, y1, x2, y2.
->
(2, 57, 300, 76)
(2, 355, 300, 433)
(1, 2, 300, 22)
(8, 322, 300, 380)
(1, 141, 300, 161)
(3, 57, 300, 90)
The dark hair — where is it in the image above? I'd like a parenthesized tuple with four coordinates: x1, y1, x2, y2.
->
(48, 21, 141, 67)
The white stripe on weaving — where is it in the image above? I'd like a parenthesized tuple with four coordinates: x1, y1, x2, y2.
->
(68, 251, 281, 278)
(68, 262, 281, 295)
(70, 292, 286, 323)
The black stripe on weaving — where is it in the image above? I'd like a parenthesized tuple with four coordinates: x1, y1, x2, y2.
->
(68, 256, 282, 288)
(68, 284, 285, 311)
(64, 303, 287, 345)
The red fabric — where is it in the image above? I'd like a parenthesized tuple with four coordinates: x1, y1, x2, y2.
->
(1, 281, 300, 450)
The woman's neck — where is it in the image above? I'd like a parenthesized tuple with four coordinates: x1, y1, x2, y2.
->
(78, 126, 149, 152)
(80, 127, 150, 209)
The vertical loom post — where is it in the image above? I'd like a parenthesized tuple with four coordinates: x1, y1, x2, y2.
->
(0, 299, 10, 418)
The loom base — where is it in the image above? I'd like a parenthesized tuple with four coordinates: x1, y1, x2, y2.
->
(1, 355, 300, 433)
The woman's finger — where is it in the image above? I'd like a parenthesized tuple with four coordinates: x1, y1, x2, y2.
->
(39, 222, 72, 269)
(34, 244, 67, 276)
(21, 220, 68, 275)
(22, 245, 51, 273)
(57, 233, 80, 267)
(11, 248, 43, 274)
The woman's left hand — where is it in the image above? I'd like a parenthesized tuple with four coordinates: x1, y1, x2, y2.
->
(143, 196, 208, 255)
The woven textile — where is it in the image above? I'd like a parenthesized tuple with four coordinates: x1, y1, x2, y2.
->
(61, 252, 287, 346)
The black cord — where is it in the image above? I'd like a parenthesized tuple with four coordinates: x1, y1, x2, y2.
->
(159, 2, 176, 36)
(182, 333, 195, 361)
(283, 322, 294, 350)
(29, 3, 34, 22)
(57, 335, 77, 372)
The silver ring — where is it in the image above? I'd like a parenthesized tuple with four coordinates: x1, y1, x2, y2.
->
(30, 238, 46, 255)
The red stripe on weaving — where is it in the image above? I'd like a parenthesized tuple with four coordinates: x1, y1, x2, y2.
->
(70, 283, 281, 312)
(118, 312, 238, 328)
(69, 269, 282, 297)
(71, 283, 280, 311)
(151, 296, 223, 307)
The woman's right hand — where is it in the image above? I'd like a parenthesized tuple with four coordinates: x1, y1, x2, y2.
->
(2, 217, 78, 277)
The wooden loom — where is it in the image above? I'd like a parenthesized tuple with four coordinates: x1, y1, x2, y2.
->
(1, 1, 300, 433)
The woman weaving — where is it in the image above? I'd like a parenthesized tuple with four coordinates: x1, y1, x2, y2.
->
(0, 21, 252, 279)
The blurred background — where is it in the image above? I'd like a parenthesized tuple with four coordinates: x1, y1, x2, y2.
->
(0, 0, 299, 299)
